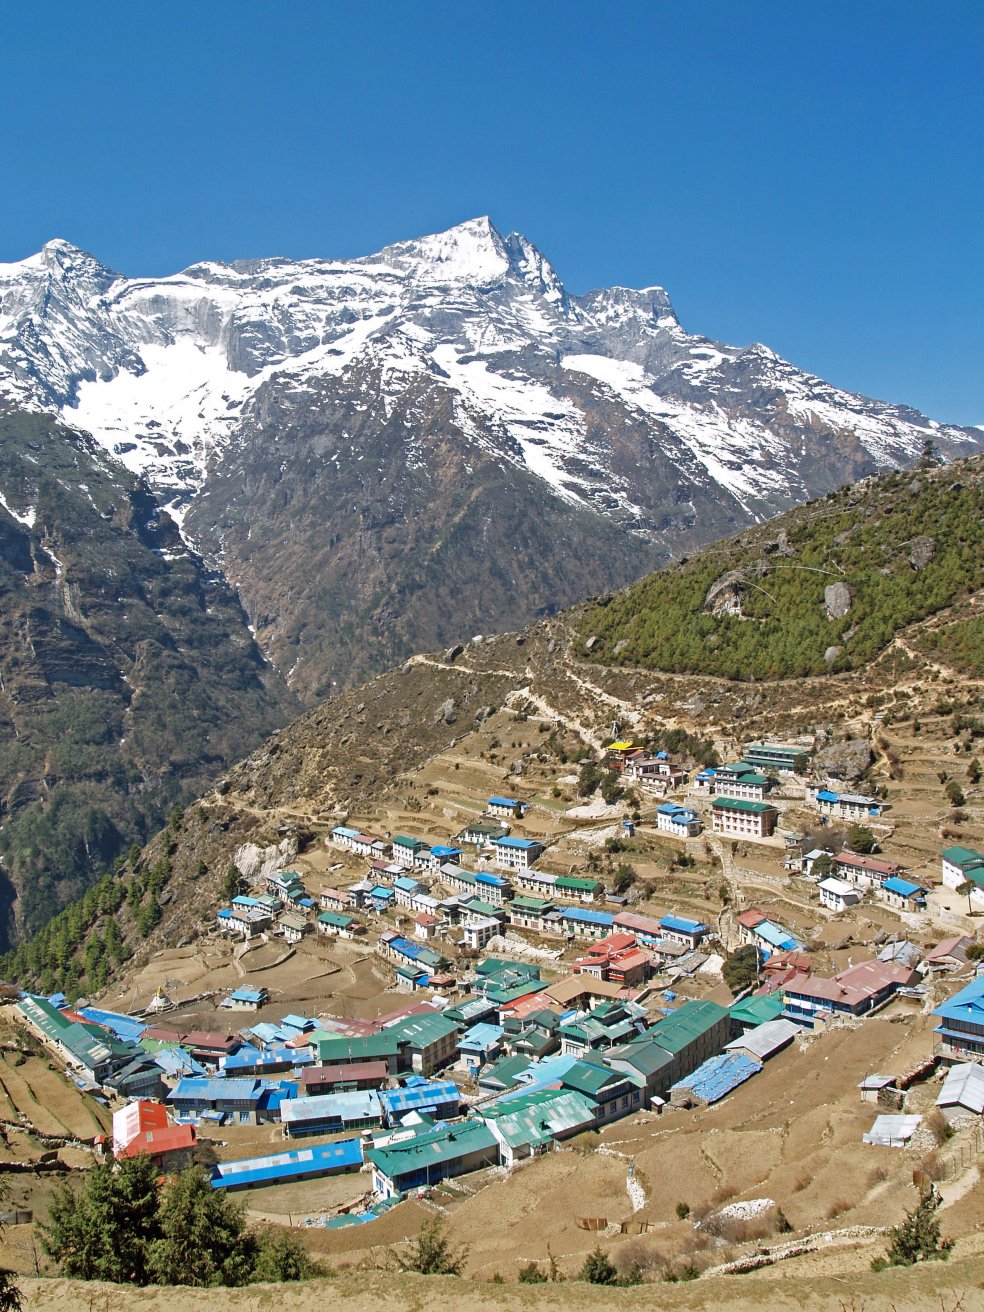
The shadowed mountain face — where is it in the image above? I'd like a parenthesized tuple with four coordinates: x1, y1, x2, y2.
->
(0, 411, 296, 944)
(2, 219, 980, 699)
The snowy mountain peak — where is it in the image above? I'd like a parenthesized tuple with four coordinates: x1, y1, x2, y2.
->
(0, 220, 981, 532)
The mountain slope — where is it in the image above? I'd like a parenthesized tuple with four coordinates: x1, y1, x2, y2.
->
(0, 410, 296, 944)
(2, 219, 980, 698)
(579, 455, 984, 679)
(19, 453, 984, 998)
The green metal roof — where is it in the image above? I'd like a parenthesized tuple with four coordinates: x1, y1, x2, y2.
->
(383, 1012, 461, 1048)
(317, 910, 355, 928)
(729, 992, 784, 1027)
(555, 876, 601, 893)
(560, 1059, 621, 1097)
(508, 896, 554, 912)
(315, 1033, 401, 1062)
(606, 1037, 674, 1078)
(366, 1119, 498, 1181)
(479, 1090, 596, 1149)
(711, 797, 777, 814)
(648, 1000, 729, 1054)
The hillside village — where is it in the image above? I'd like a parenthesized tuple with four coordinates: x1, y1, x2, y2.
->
(3, 689, 984, 1282)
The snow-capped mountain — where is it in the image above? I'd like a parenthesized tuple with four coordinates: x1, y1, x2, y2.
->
(1, 218, 980, 698)
(3, 217, 976, 522)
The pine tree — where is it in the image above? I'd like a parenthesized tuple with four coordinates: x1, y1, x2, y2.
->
(873, 1193, 954, 1269)
(148, 1166, 257, 1287)
(579, 1247, 618, 1284)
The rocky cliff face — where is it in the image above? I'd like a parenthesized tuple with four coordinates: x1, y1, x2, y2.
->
(0, 410, 295, 943)
(2, 219, 980, 698)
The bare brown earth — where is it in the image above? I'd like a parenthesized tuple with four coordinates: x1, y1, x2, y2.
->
(14, 1254, 984, 1312)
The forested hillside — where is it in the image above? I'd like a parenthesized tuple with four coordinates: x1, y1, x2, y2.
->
(579, 456, 984, 679)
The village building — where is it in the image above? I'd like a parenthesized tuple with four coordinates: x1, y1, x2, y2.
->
(330, 825, 360, 850)
(940, 845, 984, 911)
(384, 1012, 461, 1075)
(818, 876, 862, 912)
(441, 864, 512, 905)
(574, 932, 651, 987)
(658, 915, 709, 951)
(479, 1088, 596, 1166)
(935, 1063, 984, 1122)
(735, 910, 802, 954)
(834, 851, 905, 889)
(391, 835, 428, 867)
(813, 789, 886, 821)
(562, 906, 616, 940)
(212, 1140, 364, 1191)
(710, 797, 779, 839)
(166, 1077, 268, 1125)
(393, 875, 428, 908)
(278, 911, 309, 944)
(220, 904, 272, 940)
(493, 836, 545, 870)
(366, 1119, 499, 1198)
(349, 832, 390, 860)
(919, 936, 974, 975)
(412, 912, 441, 941)
(613, 909, 665, 946)
(299, 1061, 390, 1095)
(317, 910, 365, 939)
(713, 762, 772, 801)
(878, 876, 928, 912)
(457, 1022, 504, 1076)
(376, 931, 449, 987)
(933, 974, 984, 1064)
(487, 796, 528, 818)
(507, 896, 559, 934)
(784, 960, 917, 1023)
(113, 1101, 197, 1170)
(655, 803, 702, 838)
(223, 986, 269, 1011)
(743, 740, 810, 773)
(623, 751, 688, 792)
(282, 1090, 382, 1137)
(454, 820, 509, 849)
(319, 886, 349, 912)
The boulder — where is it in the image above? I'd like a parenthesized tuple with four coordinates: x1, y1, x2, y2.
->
(704, 569, 748, 616)
(909, 535, 936, 570)
(813, 737, 873, 782)
(824, 645, 842, 665)
(444, 644, 464, 664)
(824, 581, 854, 620)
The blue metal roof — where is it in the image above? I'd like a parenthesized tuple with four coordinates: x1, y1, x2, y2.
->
(754, 920, 801, 951)
(168, 1077, 264, 1104)
(476, 871, 509, 887)
(378, 1081, 461, 1116)
(211, 1138, 363, 1189)
(933, 974, 984, 1024)
(816, 790, 839, 802)
(882, 876, 924, 897)
(562, 907, 615, 926)
(459, 1022, 503, 1050)
(660, 915, 708, 934)
(228, 987, 266, 1003)
(393, 876, 421, 891)
(431, 846, 461, 859)
(489, 796, 521, 807)
(670, 1051, 762, 1103)
(78, 1007, 147, 1044)
(281, 1090, 381, 1125)
(495, 837, 541, 850)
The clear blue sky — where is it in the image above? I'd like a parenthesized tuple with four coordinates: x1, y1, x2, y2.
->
(4, 2, 982, 422)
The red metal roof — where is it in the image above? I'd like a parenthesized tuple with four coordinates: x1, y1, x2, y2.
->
(300, 1060, 389, 1085)
(118, 1124, 196, 1158)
